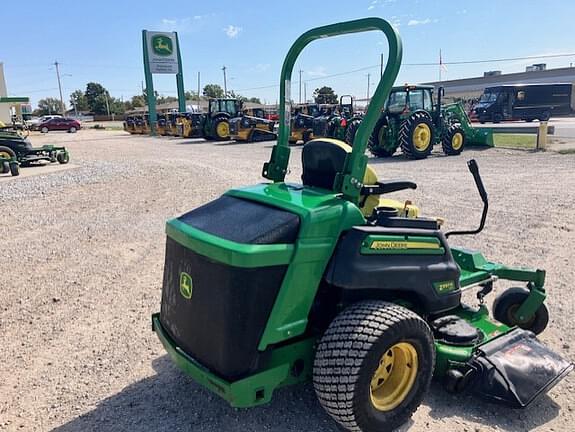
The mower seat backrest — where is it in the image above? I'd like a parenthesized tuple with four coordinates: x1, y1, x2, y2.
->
(301, 138, 350, 191)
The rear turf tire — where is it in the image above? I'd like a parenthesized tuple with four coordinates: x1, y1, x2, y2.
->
(57, 152, 70, 164)
(441, 124, 465, 156)
(493, 287, 549, 335)
(399, 112, 434, 159)
(313, 301, 435, 432)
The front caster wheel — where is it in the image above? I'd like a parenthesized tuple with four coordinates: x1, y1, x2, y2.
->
(493, 287, 549, 335)
(313, 301, 435, 432)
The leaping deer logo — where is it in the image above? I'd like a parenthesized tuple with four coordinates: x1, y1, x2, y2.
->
(153, 36, 173, 56)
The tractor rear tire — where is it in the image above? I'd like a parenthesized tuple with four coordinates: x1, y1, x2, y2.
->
(212, 116, 230, 141)
(441, 124, 466, 156)
(399, 113, 435, 159)
(345, 119, 361, 146)
(313, 301, 435, 432)
(368, 117, 395, 158)
(493, 287, 549, 335)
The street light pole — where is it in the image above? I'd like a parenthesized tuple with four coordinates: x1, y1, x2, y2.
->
(54, 61, 65, 116)
(222, 66, 227, 96)
(299, 69, 303, 104)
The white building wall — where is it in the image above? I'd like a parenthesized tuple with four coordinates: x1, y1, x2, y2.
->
(0, 63, 12, 124)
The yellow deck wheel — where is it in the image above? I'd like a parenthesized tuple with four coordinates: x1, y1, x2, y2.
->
(0, 150, 12, 160)
(413, 123, 431, 151)
(369, 342, 419, 411)
(451, 132, 463, 150)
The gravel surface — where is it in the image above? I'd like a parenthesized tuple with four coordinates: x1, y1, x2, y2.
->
(1, 129, 574, 432)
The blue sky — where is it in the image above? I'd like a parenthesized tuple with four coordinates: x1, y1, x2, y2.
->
(4, 0, 575, 108)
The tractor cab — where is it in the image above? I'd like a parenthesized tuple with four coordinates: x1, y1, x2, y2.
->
(208, 98, 242, 118)
(385, 84, 436, 117)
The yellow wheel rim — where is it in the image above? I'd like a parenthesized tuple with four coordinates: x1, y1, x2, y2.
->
(0, 151, 11, 159)
(216, 121, 229, 138)
(413, 123, 431, 151)
(369, 342, 419, 412)
(451, 132, 463, 150)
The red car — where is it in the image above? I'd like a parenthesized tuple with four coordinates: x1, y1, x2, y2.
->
(38, 117, 81, 133)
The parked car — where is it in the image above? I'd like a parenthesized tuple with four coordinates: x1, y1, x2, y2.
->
(27, 115, 63, 130)
(38, 117, 81, 133)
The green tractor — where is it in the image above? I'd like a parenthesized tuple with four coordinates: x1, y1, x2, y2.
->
(177, 98, 241, 141)
(365, 84, 492, 159)
(313, 95, 363, 143)
(152, 18, 571, 432)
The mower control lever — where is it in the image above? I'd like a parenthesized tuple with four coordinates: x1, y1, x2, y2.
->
(446, 159, 489, 238)
(468, 159, 488, 203)
(361, 180, 417, 196)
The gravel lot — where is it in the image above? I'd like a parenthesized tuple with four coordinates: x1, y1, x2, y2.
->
(1, 129, 574, 432)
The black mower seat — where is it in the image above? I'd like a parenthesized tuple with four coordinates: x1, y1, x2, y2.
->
(302, 138, 349, 191)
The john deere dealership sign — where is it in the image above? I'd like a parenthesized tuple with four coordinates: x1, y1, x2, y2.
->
(146, 31, 179, 74)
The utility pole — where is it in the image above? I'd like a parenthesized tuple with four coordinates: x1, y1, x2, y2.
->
(104, 92, 112, 120)
(299, 69, 303, 104)
(304, 82, 307, 103)
(366, 73, 371, 101)
(380, 53, 384, 77)
(54, 61, 65, 116)
(222, 66, 227, 96)
(197, 71, 201, 111)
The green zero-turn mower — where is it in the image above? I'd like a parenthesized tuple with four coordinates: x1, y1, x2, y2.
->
(152, 18, 572, 432)
(0, 127, 69, 167)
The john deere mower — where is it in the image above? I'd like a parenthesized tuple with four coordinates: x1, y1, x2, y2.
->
(365, 84, 492, 159)
(0, 127, 69, 167)
(132, 115, 148, 134)
(166, 112, 181, 136)
(229, 107, 277, 142)
(177, 98, 241, 141)
(152, 18, 571, 432)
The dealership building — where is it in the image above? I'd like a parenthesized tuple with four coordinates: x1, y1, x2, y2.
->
(424, 65, 575, 100)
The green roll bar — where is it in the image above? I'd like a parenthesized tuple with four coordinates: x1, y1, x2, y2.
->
(262, 17, 403, 202)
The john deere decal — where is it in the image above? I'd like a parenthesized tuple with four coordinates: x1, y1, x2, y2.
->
(179, 272, 193, 299)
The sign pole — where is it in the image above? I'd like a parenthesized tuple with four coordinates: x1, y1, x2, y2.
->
(142, 30, 157, 135)
(175, 32, 186, 113)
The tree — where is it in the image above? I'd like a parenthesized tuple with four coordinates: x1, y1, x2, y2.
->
(85, 82, 108, 113)
(70, 89, 89, 112)
(36, 97, 63, 116)
(130, 95, 146, 108)
(247, 97, 261, 104)
(203, 84, 225, 98)
(313, 86, 338, 104)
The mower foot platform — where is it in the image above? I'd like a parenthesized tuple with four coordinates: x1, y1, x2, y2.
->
(152, 313, 314, 408)
(470, 328, 573, 407)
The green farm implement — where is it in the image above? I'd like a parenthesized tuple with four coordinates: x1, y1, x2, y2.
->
(365, 84, 493, 159)
(0, 127, 69, 167)
(152, 18, 571, 432)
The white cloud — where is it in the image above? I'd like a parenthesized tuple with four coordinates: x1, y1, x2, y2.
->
(306, 66, 327, 78)
(255, 63, 270, 72)
(224, 25, 242, 38)
(368, 5, 375, 10)
(407, 18, 432, 26)
(368, 0, 396, 9)
(159, 15, 206, 33)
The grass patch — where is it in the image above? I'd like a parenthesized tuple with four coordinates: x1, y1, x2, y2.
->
(493, 133, 537, 149)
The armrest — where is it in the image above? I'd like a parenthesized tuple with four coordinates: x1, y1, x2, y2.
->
(361, 180, 417, 195)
